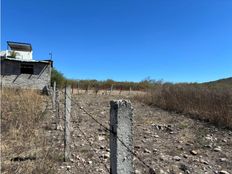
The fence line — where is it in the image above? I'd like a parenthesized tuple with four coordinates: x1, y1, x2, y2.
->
(53, 85, 155, 173)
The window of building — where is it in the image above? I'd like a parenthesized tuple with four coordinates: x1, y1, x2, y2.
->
(20, 64, 34, 74)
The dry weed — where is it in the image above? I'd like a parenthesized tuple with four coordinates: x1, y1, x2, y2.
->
(1, 88, 57, 174)
(138, 84, 232, 128)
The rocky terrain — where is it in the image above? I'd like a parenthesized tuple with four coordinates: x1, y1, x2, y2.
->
(42, 92, 232, 174)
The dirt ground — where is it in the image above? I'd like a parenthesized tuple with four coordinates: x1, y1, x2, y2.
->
(43, 91, 231, 174)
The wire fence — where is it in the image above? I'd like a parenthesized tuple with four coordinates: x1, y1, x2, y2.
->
(52, 86, 155, 173)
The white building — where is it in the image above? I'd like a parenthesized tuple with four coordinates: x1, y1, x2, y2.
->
(0, 41, 33, 60)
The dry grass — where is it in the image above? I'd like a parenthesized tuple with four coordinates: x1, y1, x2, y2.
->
(138, 84, 232, 129)
(1, 88, 58, 174)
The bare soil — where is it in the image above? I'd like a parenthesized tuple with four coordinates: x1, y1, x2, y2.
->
(4, 91, 231, 174)
(48, 92, 232, 174)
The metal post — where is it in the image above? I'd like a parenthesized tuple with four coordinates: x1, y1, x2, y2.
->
(110, 100, 133, 174)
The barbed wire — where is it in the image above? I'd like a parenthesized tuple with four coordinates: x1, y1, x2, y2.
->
(75, 123, 110, 173)
(56, 90, 110, 174)
(58, 88, 156, 173)
(55, 91, 92, 174)
(60, 102, 110, 173)
(67, 127, 92, 174)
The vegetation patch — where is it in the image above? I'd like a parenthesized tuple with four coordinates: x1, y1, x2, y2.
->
(137, 83, 232, 129)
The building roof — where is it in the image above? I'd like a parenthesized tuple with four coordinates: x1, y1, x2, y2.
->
(7, 41, 32, 52)
(1, 57, 53, 67)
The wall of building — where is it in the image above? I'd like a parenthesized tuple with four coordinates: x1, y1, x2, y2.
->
(6, 50, 33, 60)
(1, 60, 51, 90)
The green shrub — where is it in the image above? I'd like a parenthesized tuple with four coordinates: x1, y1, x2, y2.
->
(51, 68, 66, 88)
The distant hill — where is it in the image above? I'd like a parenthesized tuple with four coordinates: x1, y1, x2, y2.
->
(204, 77, 232, 88)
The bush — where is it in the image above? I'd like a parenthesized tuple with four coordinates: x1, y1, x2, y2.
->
(51, 68, 66, 88)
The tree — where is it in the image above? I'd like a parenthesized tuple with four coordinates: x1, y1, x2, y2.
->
(51, 68, 66, 88)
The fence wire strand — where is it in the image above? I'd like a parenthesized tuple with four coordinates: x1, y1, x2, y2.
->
(59, 88, 156, 173)
(58, 90, 109, 173)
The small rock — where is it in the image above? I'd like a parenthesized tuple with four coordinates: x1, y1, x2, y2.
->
(205, 135, 213, 141)
(96, 168, 104, 172)
(214, 147, 222, 152)
(66, 166, 71, 170)
(99, 145, 105, 149)
(88, 161, 92, 165)
(160, 155, 166, 161)
(153, 134, 160, 138)
(103, 152, 110, 159)
(200, 159, 209, 165)
(204, 144, 212, 148)
(186, 142, 193, 146)
(79, 158, 85, 163)
(142, 139, 146, 143)
(135, 169, 142, 174)
(144, 148, 151, 153)
(158, 169, 167, 174)
(57, 125, 63, 130)
(219, 171, 230, 174)
(173, 156, 181, 161)
(145, 130, 152, 134)
(190, 150, 198, 155)
(153, 148, 158, 153)
(98, 136, 105, 141)
(219, 158, 227, 162)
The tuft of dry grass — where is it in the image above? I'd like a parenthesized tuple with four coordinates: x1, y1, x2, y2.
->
(1, 88, 58, 174)
(138, 84, 232, 128)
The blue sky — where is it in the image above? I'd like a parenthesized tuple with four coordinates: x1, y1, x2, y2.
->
(1, 0, 232, 83)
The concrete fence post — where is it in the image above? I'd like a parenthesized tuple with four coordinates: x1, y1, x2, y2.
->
(110, 100, 133, 174)
(110, 84, 114, 95)
(52, 81, 56, 110)
(77, 81, 80, 94)
(64, 85, 71, 162)
(55, 90, 60, 129)
(72, 84, 74, 94)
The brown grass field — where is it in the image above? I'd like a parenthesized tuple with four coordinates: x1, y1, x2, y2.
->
(1, 86, 232, 173)
(137, 84, 232, 129)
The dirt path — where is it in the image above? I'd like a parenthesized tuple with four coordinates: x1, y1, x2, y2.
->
(51, 93, 232, 174)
